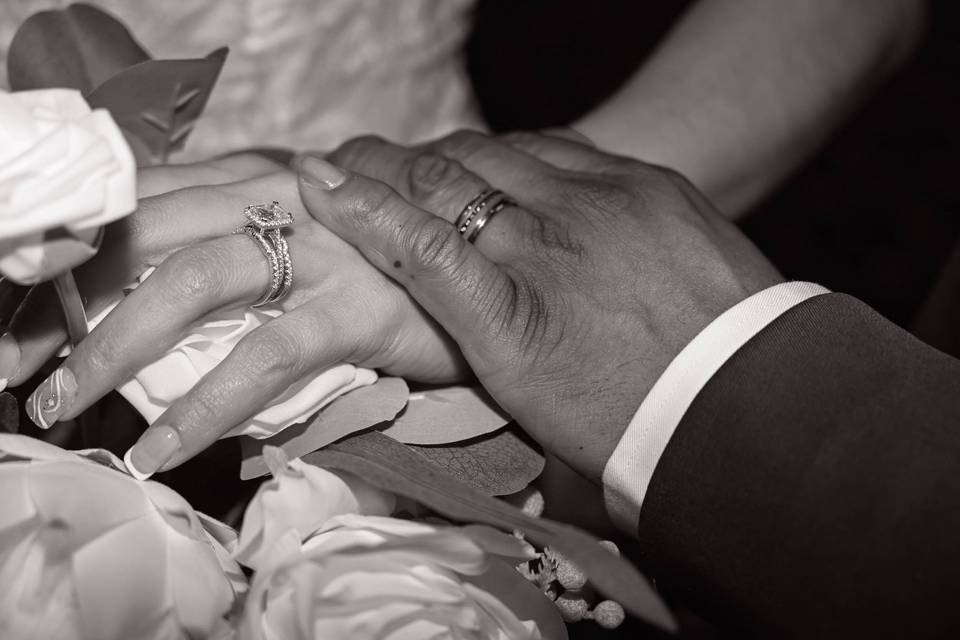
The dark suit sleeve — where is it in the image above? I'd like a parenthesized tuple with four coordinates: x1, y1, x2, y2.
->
(635, 293, 960, 638)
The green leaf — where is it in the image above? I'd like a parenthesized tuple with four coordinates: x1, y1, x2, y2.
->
(380, 385, 510, 445)
(84, 48, 228, 163)
(239, 377, 409, 480)
(7, 3, 149, 93)
(409, 425, 544, 496)
(303, 432, 676, 632)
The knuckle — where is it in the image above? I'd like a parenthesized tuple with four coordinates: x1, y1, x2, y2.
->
(628, 161, 686, 191)
(529, 215, 585, 259)
(500, 130, 541, 148)
(345, 181, 399, 230)
(406, 152, 459, 198)
(626, 165, 695, 214)
(162, 247, 226, 302)
(234, 327, 306, 377)
(658, 165, 696, 192)
(499, 274, 565, 363)
(406, 217, 466, 275)
(564, 178, 637, 217)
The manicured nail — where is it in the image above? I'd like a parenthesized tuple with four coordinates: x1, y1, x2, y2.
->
(0, 333, 21, 385)
(124, 425, 181, 480)
(26, 367, 77, 429)
(299, 155, 346, 190)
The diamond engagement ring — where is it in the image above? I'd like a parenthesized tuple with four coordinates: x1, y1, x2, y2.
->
(454, 189, 515, 244)
(234, 201, 294, 307)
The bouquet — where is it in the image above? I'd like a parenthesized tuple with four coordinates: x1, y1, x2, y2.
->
(0, 5, 675, 638)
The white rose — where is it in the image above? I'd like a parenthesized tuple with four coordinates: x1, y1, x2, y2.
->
(87, 274, 378, 439)
(235, 450, 396, 571)
(0, 89, 136, 284)
(0, 434, 245, 640)
(240, 513, 563, 640)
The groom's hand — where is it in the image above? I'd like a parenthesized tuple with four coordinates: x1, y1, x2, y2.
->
(300, 131, 783, 480)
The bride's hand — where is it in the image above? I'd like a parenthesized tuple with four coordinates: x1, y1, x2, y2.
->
(16, 163, 467, 474)
(2, 153, 286, 386)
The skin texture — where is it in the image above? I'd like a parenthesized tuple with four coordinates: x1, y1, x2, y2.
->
(575, 0, 925, 217)
(300, 131, 782, 480)
(8, 131, 779, 478)
(6, 154, 465, 474)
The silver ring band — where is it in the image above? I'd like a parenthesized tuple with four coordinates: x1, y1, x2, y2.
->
(454, 189, 492, 234)
(455, 189, 515, 244)
(236, 226, 284, 307)
(234, 201, 294, 307)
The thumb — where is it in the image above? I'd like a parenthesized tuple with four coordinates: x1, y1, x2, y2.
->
(297, 155, 515, 354)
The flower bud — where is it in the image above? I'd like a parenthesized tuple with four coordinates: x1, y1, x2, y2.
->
(555, 593, 589, 623)
(590, 600, 626, 629)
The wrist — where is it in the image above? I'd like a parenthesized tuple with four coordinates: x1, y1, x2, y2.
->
(602, 281, 830, 530)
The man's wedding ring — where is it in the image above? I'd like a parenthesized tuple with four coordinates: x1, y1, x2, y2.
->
(234, 201, 294, 307)
(455, 189, 515, 244)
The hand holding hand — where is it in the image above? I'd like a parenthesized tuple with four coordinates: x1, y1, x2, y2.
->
(300, 131, 782, 479)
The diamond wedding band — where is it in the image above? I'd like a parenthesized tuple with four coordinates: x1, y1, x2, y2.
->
(455, 189, 515, 244)
(234, 201, 294, 307)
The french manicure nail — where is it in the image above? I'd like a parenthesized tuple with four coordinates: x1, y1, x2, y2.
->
(124, 425, 181, 481)
(0, 333, 21, 385)
(26, 367, 77, 429)
(299, 155, 346, 190)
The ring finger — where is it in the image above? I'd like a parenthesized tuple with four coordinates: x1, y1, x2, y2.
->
(23, 232, 284, 429)
(327, 139, 540, 261)
(3, 172, 300, 389)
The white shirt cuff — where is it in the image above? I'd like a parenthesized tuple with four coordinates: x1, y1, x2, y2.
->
(602, 281, 830, 531)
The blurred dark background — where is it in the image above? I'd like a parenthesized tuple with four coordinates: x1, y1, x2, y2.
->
(468, 1, 958, 636)
(468, 0, 960, 333)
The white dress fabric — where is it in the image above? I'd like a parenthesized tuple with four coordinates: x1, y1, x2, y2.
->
(0, 0, 484, 159)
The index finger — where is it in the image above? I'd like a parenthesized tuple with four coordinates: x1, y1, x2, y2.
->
(137, 153, 287, 198)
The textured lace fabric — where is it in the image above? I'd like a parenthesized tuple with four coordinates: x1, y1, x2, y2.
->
(0, 0, 484, 159)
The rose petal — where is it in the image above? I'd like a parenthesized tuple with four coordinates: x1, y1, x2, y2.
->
(72, 514, 169, 640)
(0, 89, 135, 285)
(0, 465, 35, 532)
(1, 436, 244, 639)
(105, 290, 379, 440)
(236, 459, 393, 571)
(28, 461, 149, 550)
(457, 524, 536, 561)
(466, 559, 564, 640)
(166, 534, 236, 635)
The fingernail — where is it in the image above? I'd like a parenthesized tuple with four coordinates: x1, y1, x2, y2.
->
(26, 367, 77, 429)
(0, 333, 21, 385)
(124, 425, 181, 480)
(299, 155, 346, 190)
